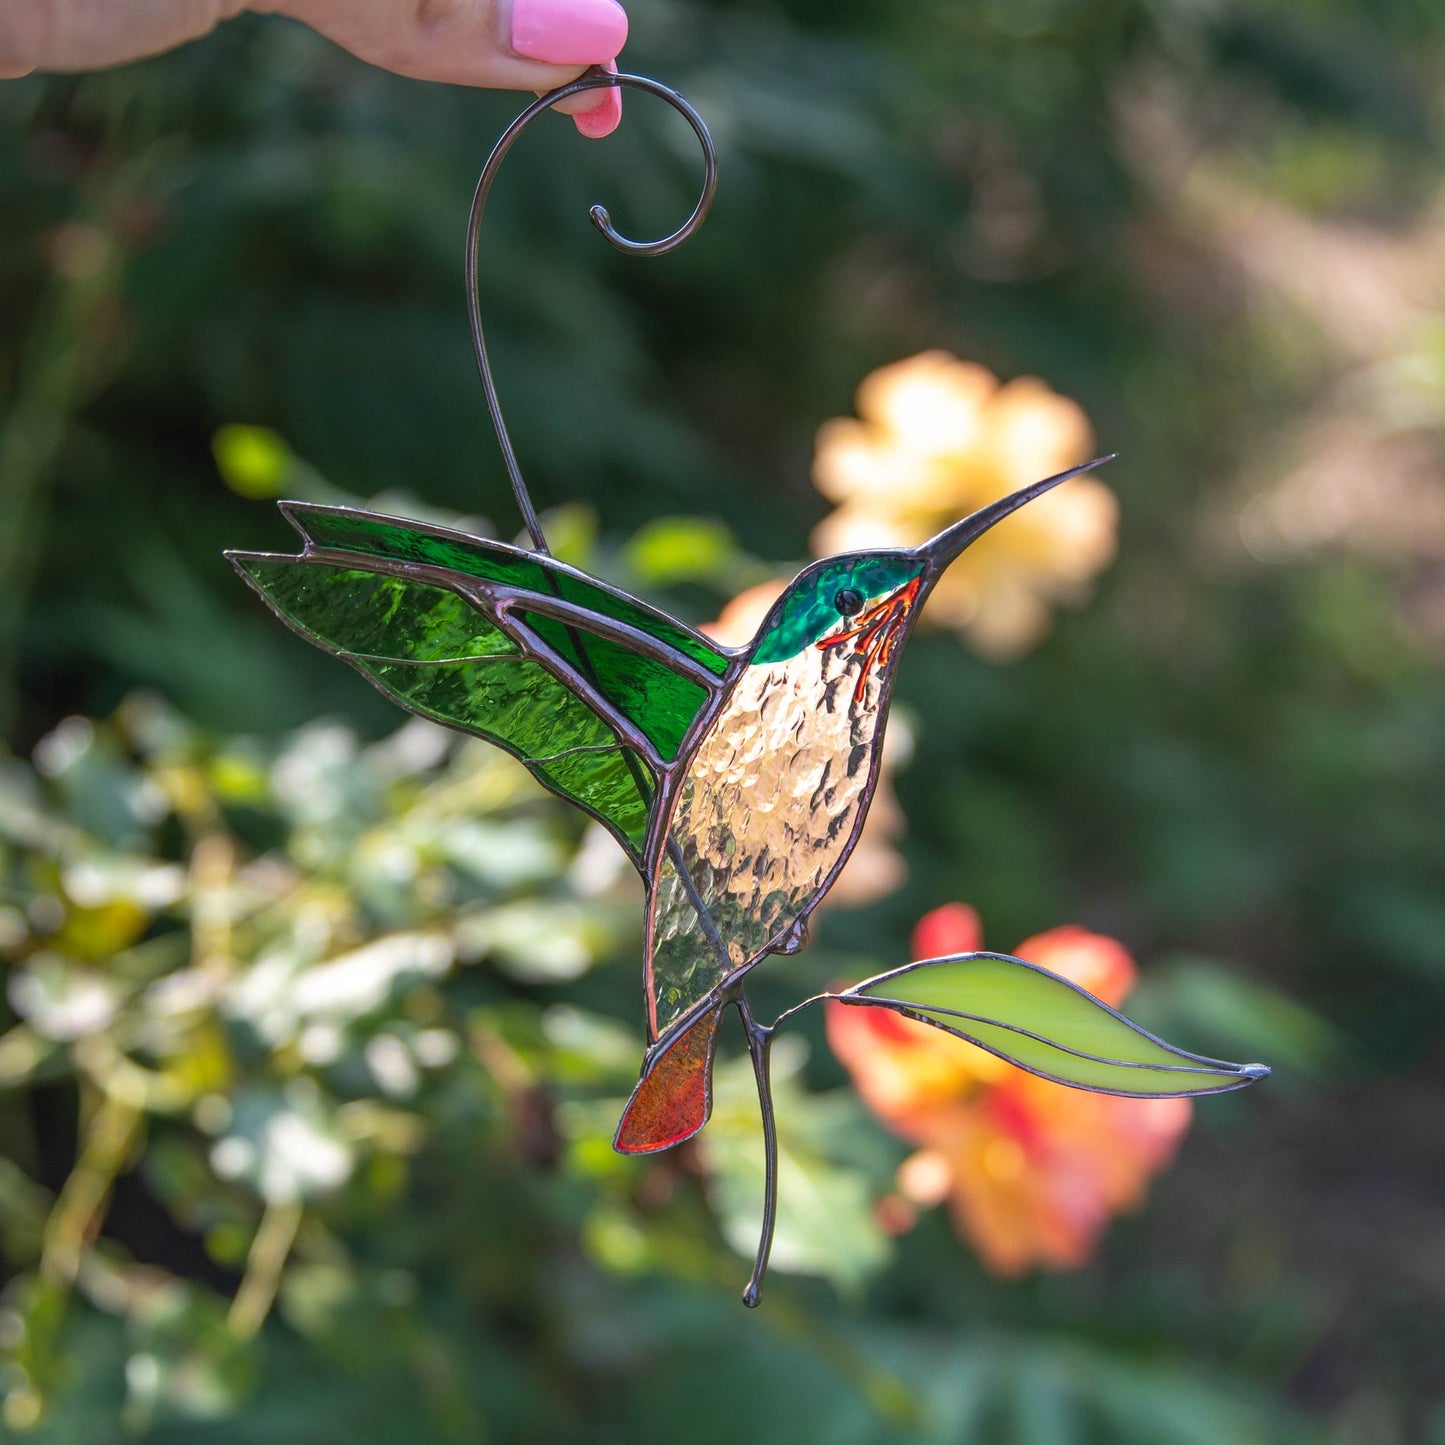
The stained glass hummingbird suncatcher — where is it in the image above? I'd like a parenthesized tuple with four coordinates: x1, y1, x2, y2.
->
(227, 69, 1269, 1306)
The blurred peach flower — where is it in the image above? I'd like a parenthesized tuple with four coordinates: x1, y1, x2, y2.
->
(702, 582, 910, 908)
(826, 903, 1192, 1276)
(812, 352, 1117, 656)
(701, 581, 788, 651)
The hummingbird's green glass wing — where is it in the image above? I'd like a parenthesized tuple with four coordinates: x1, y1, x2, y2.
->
(280, 503, 729, 679)
(228, 504, 734, 867)
(834, 952, 1270, 1097)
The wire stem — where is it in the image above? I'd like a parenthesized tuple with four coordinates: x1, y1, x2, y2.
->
(466, 67, 718, 552)
(735, 992, 778, 1308)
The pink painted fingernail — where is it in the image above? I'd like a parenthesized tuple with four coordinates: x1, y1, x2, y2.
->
(572, 61, 621, 138)
(510, 0, 628, 66)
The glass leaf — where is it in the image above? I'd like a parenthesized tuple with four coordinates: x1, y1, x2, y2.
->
(232, 556, 657, 861)
(280, 503, 730, 675)
(838, 952, 1270, 1097)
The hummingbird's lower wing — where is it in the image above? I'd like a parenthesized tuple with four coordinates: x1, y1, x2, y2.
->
(228, 503, 735, 868)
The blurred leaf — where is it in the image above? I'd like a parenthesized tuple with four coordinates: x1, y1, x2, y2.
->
(534, 502, 599, 569)
(213, 425, 295, 500)
(705, 1037, 890, 1293)
(124, 1281, 256, 1427)
(457, 901, 597, 984)
(1134, 958, 1345, 1084)
(212, 1087, 353, 1205)
(1337, 878, 1445, 981)
(0, 1158, 51, 1265)
(622, 515, 741, 588)
(8, 952, 120, 1042)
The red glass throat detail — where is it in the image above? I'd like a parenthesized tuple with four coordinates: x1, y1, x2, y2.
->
(816, 576, 923, 702)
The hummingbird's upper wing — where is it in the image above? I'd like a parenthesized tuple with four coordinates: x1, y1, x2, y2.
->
(228, 503, 735, 868)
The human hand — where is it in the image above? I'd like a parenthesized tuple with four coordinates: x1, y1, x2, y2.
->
(0, 0, 629, 136)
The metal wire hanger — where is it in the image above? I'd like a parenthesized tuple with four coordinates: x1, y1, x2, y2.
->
(465, 66, 719, 555)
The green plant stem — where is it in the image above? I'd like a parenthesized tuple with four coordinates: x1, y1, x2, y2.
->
(228, 1199, 304, 1340)
(40, 1088, 143, 1289)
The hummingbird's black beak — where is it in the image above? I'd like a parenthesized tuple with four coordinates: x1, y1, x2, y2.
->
(917, 455, 1116, 576)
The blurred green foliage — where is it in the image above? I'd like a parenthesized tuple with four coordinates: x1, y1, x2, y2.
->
(2, 0, 1444, 1441)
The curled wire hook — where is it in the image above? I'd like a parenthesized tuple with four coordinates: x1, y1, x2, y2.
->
(466, 68, 718, 554)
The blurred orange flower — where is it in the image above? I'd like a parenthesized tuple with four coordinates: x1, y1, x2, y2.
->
(701, 582, 909, 908)
(811, 352, 1117, 656)
(826, 903, 1192, 1276)
(701, 581, 788, 650)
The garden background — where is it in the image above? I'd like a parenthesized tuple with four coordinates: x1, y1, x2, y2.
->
(3, 1, 1444, 1440)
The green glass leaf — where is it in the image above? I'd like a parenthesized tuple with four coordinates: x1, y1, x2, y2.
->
(529, 745, 652, 851)
(230, 556, 655, 860)
(281, 504, 731, 676)
(239, 561, 515, 662)
(838, 953, 1270, 1097)
(515, 608, 706, 762)
(364, 658, 614, 753)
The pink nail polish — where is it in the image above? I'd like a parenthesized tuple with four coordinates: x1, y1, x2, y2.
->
(573, 62, 621, 138)
(510, 0, 628, 66)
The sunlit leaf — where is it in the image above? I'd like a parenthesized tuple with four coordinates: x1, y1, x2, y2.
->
(213, 425, 295, 499)
(622, 515, 740, 587)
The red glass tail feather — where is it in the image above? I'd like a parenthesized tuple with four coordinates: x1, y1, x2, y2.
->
(614, 1005, 722, 1154)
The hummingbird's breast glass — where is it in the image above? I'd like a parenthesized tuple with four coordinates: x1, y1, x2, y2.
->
(646, 642, 888, 1038)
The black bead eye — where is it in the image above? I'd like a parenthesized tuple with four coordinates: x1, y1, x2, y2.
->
(834, 587, 865, 617)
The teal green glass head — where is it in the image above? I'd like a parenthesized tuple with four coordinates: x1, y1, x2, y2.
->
(750, 553, 924, 664)
(748, 456, 1115, 665)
